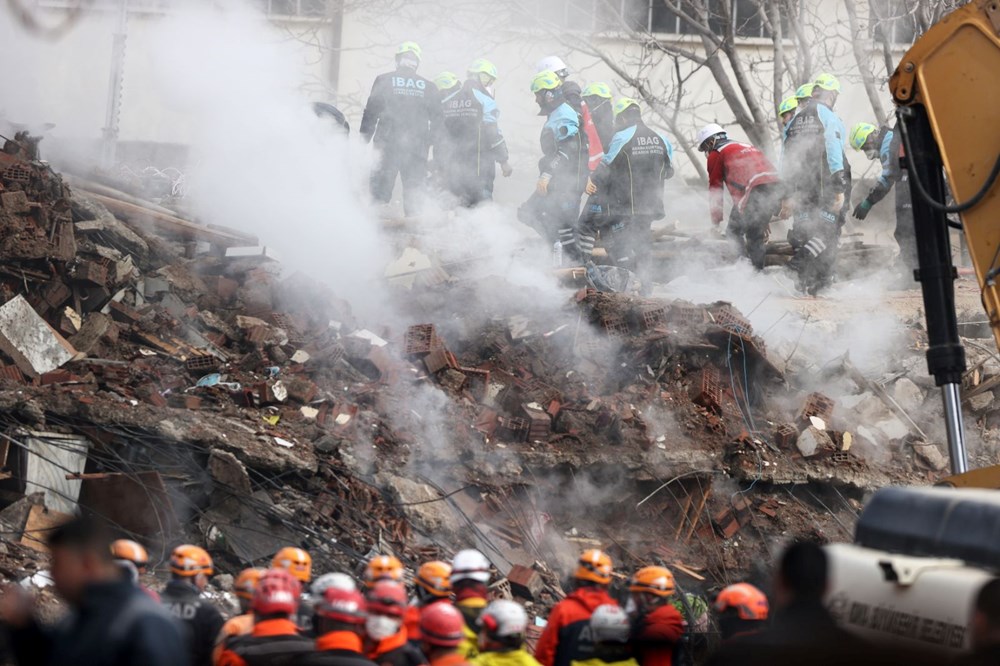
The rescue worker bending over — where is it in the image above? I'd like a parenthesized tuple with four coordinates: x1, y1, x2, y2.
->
(451, 549, 492, 660)
(419, 603, 470, 666)
(536, 56, 603, 167)
(582, 83, 615, 157)
(778, 97, 798, 129)
(162, 544, 226, 666)
(473, 600, 541, 666)
(111, 538, 159, 601)
(781, 73, 849, 295)
(297, 587, 377, 666)
(571, 605, 637, 666)
(712, 584, 769, 642)
(360, 41, 441, 217)
(848, 121, 915, 280)
(518, 71, 588, 257)
(697, 123, 782, 270)
(218, 569, 313, 666)
(365, 581, 426, 666)
(584, 99, 673, 286)
(627, 566, 684, 666)
(406, 560, 453, 643)
(437, 60, 512, 207)
(215, 568, 265, 664)
(272, 547, 314, 636)
(534, 550, 618, 666)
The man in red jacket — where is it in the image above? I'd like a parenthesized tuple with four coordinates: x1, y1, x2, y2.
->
(696, 123, 782, 270)
(627, 566, 684, 666)
(535, 550, 618, 666)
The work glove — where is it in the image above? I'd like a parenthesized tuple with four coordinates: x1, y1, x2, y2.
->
(501, 161, 513, 177)
(853, 199, 872, 220)
(536, 173, 552, 195)
(585, 178, 597, 195)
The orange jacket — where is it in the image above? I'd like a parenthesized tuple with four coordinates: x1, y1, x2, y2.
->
(431, 653, 472, 666)
(217, 618, 306, 666)
(318, 630, 366, 652)
(534, 588, 617, 666)
(405, 605, 421, 642)
(214, 613, 254, 665)
(632, 604, 684, 666)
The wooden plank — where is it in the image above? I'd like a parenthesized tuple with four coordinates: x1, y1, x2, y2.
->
(673, 494, 692, 541)
(672, 561, 706, 581)
(86, 192, 257, 248)
(21, 504, 73, 553)
(684, 487, 712, 544)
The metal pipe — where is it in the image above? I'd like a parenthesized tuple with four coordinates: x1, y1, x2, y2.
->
(941, 383, 968, 475)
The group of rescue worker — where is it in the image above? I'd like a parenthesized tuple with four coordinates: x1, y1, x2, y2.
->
(359, 42, 915, 295)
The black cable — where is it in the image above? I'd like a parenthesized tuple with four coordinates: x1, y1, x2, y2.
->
(896, 108, 1000, 215)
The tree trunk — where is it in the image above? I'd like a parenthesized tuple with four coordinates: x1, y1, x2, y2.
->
(842, 0, 887, 123)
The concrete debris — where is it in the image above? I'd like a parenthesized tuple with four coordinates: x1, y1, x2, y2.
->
(796, 426, 833, 458)
(913, 441, 948, 471)
(0, 296, 78, 377)
(968, 392, 995, 413)
(892, 377, 925, 414)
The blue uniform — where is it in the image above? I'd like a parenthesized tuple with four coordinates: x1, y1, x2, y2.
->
(857, 127, 915, 274)
(436, 80, 509, 206)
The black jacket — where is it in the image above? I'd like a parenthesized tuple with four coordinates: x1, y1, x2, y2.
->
(591, 120, 673, 218)
(8, 579, 188, 666)
(360, 67, 441, 154)
(225, 630, 314, 665)
(162, 578, 226, 666)
(583, 97, 614, 152)
(296, 649, 382, 666)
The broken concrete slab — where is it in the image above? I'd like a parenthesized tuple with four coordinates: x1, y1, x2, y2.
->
(969, 392, 995, 413)
(875, 416, 909, 442)
(208, 450, 252, 495)
(0, 295, 78, 377)
(378, 474, 463, 538)
(892, 378, 925, 414)
(796, 426, 832, 457)
(23, 431, 89, 514)
(913, 441, 948, 471)
(225, 246, 280, 261)
(68, 312, 116, 355)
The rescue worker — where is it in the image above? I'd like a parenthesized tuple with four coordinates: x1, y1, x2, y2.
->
(518, 71, 588, 258)
(0, 515, 187, 666)
(406, 560, 453, 642)
(712, 584, 769, 642)
(162, 544, 226, 666)
(273, 547, 314, 635)
(365, 555, 406, 589)
(778, 96, 798, 128)
(793, 82, 816, 116)
(365, 581, 426, 666)
(450, 549, 492, 660)
(781, 72, 849, 295)
(432, 72, 463, 188)
(571, 605, 637, 666)
(217, 569, 313, 666)
(360, 41, 441, 217)
(111, 538, 159, 600)
(584, 99, 673, 286)
(534, 550, 618, 666)
(214, 568, 265, 664)
(298, 587, 377, 666)
(474, 600, 540, 666)
(627, 566, 684, 666)
(848, 121, 915, 280)
(696, 123, 782, 270)
(311, 573, 360, 637)
(582, 83, 614, 152)
(437, 59, 512, 206)
(418, 603, 469, 666)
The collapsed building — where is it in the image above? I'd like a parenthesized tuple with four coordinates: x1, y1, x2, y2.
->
(0, 134, 995, 625)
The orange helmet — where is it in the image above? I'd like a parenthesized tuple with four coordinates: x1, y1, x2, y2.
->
(272, 547, 312, 584)
(111, 539, 149, 568)
(575, 549, 613, 585)
(235, 567, 266, 601)
(629, 566, 676, 597)
(714, 583, 769, 620)
(416, 561, 452, 598)
(365, 554, 404, 588)
(170, 544, 213, 577)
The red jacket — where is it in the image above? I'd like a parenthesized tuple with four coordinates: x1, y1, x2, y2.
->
(706, 140, 779, 224)
(632, 604, 685, 666)
(534, 588, 617, 666)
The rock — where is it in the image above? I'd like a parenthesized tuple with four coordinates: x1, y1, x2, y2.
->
(796, 426, 832, 457)
(892, 378, 925, 414)
(913, 441, 948, 471)
(852, 426, 891, 464)
(208, 450, 252, 494)
(68, 312, 116, 355)
(846, 393, 893, 423)
(313, 435, 339, 454)
(213, 573, 234, 591)
(875, 417, 909, 441)
(969, 392, 995, 413)
(377, 474, 462, 537)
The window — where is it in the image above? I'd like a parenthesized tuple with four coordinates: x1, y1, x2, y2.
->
(254, 0, 330, 17)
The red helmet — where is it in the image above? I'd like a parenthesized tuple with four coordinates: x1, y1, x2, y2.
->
(367, 580, 408, 618)
(318, 587, 367, 625)
(420, 602, 464, 647)
(252, 569, 302, 616)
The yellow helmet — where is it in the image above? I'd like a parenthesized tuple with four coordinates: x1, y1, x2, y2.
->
(170, 544, 213, 577)
(629, 565, 676, 597)
(582, 82, 612, 99)
(613, 97, 640, 118)
(272, 547, 312, 584)
(778, 96, 798, 116)
(575, 549, 613, 585)
(531, 70, 562, 94)
(813, 73, 841, 93)
(434, 72, 460, 91)
(468, 59, 498, 80)
(396, 41, 422, 60)
(795, 82, 816, 100)
(849, 122, 879, 151)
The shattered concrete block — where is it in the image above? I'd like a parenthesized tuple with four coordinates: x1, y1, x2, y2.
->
(796, 426, 833, 457)
(774, 423, 797, 449)
(204, 276, 240, 301)
(0, 190, 30, 213)
(892, 378, 925, 414)
(142, 276, 171, 298)
(404, 324, 444, 356)
(508, 564, 543, 600)
(799, 392, 835, 426)
(875, 417, 909, 441)
(74, 261, 108, 287)
(522, 404, 552, 441)
(225, 246, 280, 261)
(969, 392, 995, 413)
(68, 312, 115, 355)
(0, 295, 77, 377)
(913, 441, 948, 471)
(690, 367, 723, 414)
(208, 450, 252, 494)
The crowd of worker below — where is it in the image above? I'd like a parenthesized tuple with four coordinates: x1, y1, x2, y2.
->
(4, 516, 1000, 666)
(355, 42, 913, 296)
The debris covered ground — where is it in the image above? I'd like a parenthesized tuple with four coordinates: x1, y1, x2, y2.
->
(0, 138, 998, 623)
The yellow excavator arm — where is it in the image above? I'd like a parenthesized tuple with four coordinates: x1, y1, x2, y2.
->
(888, 0, 1000, 481)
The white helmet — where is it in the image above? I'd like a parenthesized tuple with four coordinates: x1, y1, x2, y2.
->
(312, 572, 357, 596)
(480, 599, 528, 638)
(591, 604, 630, 643)
(451, 549, 491, 584)
(696, 123, 726, 150)
(536, 56, 569, 76)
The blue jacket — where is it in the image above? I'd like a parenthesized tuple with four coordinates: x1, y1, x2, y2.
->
(781, 101, 849, 206)
(592, 121, 674, 217)
(539, 102, 588, 192)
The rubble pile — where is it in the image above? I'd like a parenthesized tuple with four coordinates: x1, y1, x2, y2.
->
(0, 143, 987, 617)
